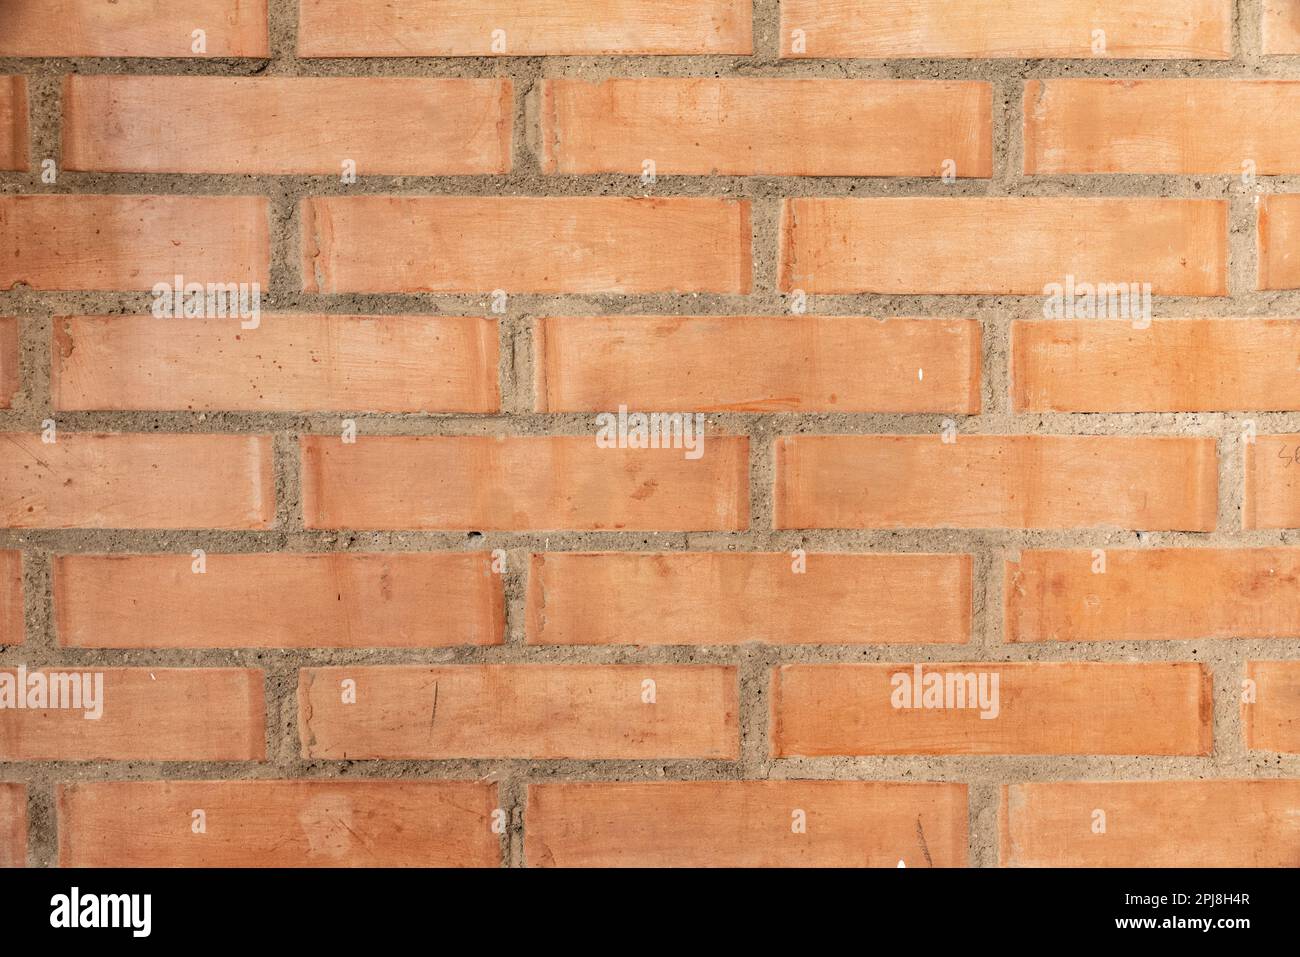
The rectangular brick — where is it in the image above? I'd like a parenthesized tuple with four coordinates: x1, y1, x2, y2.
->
(1263, 0, 1300, 54)
(1244, 434, 1300, 529)
(55, 553, 503, 649)
(1002, 781, 1300, 866)
(52, 314, 499, 413)
(0, 0, 269, 57)
(0, 785, 22, 868)
(59, 781, 499, 867)
(526, 552, 971, 646)
(0, 316, 17, 408)
(535, 316, 980, 414)
(772, 662, 1212, 756)
(301, 435, 748, 532)
(779, 198, 1227, 295)
(1007, 548, 1300, 643)
(0, 77, 27, 171)
(526, 781, 968, 867)
(0, 667, 264, 761)
(1026, 80, 1300, 174)
(298, 0, 752, 57)
(1259, 195, 1300, 290)
(0, 785, 23, 867)
(1244, 661, 1300, 752)
(63, 76, 512, 175)
(780, 0, 1231, 59)
(539, 79, 991, 177)
(299, 665, 738, 760)
(1012, 319, 1300, 412)
(302, 197, 751, 295)
(0, 433, 273, 529)
(0, 195, 269, 292)
(0, 552, 21, 647)
(775, 435, 1216, 531)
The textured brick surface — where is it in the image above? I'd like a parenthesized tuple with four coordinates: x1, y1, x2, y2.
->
(2, 0, 1299, 871)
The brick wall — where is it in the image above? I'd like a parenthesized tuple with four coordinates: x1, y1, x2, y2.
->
(1, 0, 1299, 868)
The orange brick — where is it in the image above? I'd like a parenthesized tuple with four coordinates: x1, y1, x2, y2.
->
(526, 781, 968, 867)
(780, 198, 1227, 295)
(0, 195, 269, 292)
(1263, 0, 1300, 54)
(0, 667, 264, 761)
(63, 76, 512, 176)
(526, 552, 971, 646)
(772, 662, 1211, 756)
(0, 316, 17, 409)
(775, 435, 1216, 531)
(0, 77, 27, 171)
(59, 781, 500, 867)
(534, 316, 980, 414)
(1244, 434, 1300, 529)
(1026, 80, 1300, 174)
(539, 79, 991, 177)
(1007, 549, 1300, 643)
(301, 435, 748, 532)
(0, 433, 273, 530)
(0, 552, 21, 647)
(299, 665, 738, 759)
(1244, 661, 1300, 752)
(0, 784, 22, 867)
(302, 197, 751, 295)
(1259, 195, 1300, 290)
(298, 0, 752, 56)
(0, 0, 269, 57)
(52, 314, 499, 413)
(1002, 781, 1300, 867)
(55, 553, 503, 649)
(1012, 319, 1300, 412)
(780, 0, 1231, 59)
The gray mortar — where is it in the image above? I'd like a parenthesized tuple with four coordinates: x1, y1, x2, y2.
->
(2, 0, 1300, 868)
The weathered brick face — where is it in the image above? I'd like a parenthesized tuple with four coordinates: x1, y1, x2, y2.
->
(1, 0, 1299, 869)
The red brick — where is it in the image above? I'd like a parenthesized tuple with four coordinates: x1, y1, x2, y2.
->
(1002, 781, 1300, 866)
(0, 552, 21, 647)
(771, 662, 1212, 756)
(1007, 549, 1300, 643)
(1259, 195, 1300, 290)
(0, 433, 274, 530)
(298, 0, 752, 57)
(535, 316, 980, 414)
(59, 781, 500, 867)
(63, 76, 512, 175)
(1244, 434, 1300, 529)
(526, 552, 971, 645)
(1026, 80, 1300, 174)
(775, 435, 1217, 531)
(0, 195, 269, 292)
(780, 0, 1231, 59)
(1263, 0, 1300, 54)
(1244, 661, 1300, 753)
(0, 316, 16, 409)
(0, 667, 265, 761)
(55, 553, 503, 649)
(52, 314, 499, 413)
(0, 0, 269, 57)
(299, 665, 738, 760)
(1012, 319, 1300, 412)
(0, 784, 22, 867)
(0, 77, 27, 171)
(780, 198, 1227, 295)
(539, 79, 991, 177)
(302, 197, 751, 295)
(526, 781, 968, 867)
(301, 435, 748, 532)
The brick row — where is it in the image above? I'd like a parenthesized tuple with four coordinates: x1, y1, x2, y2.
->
(0, 1, 270, 57)
(0, 317, 16, 409)
(0, 78, 26, 171)
(1244, 661, 1300, 753)
(0, 552, 21, 646)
